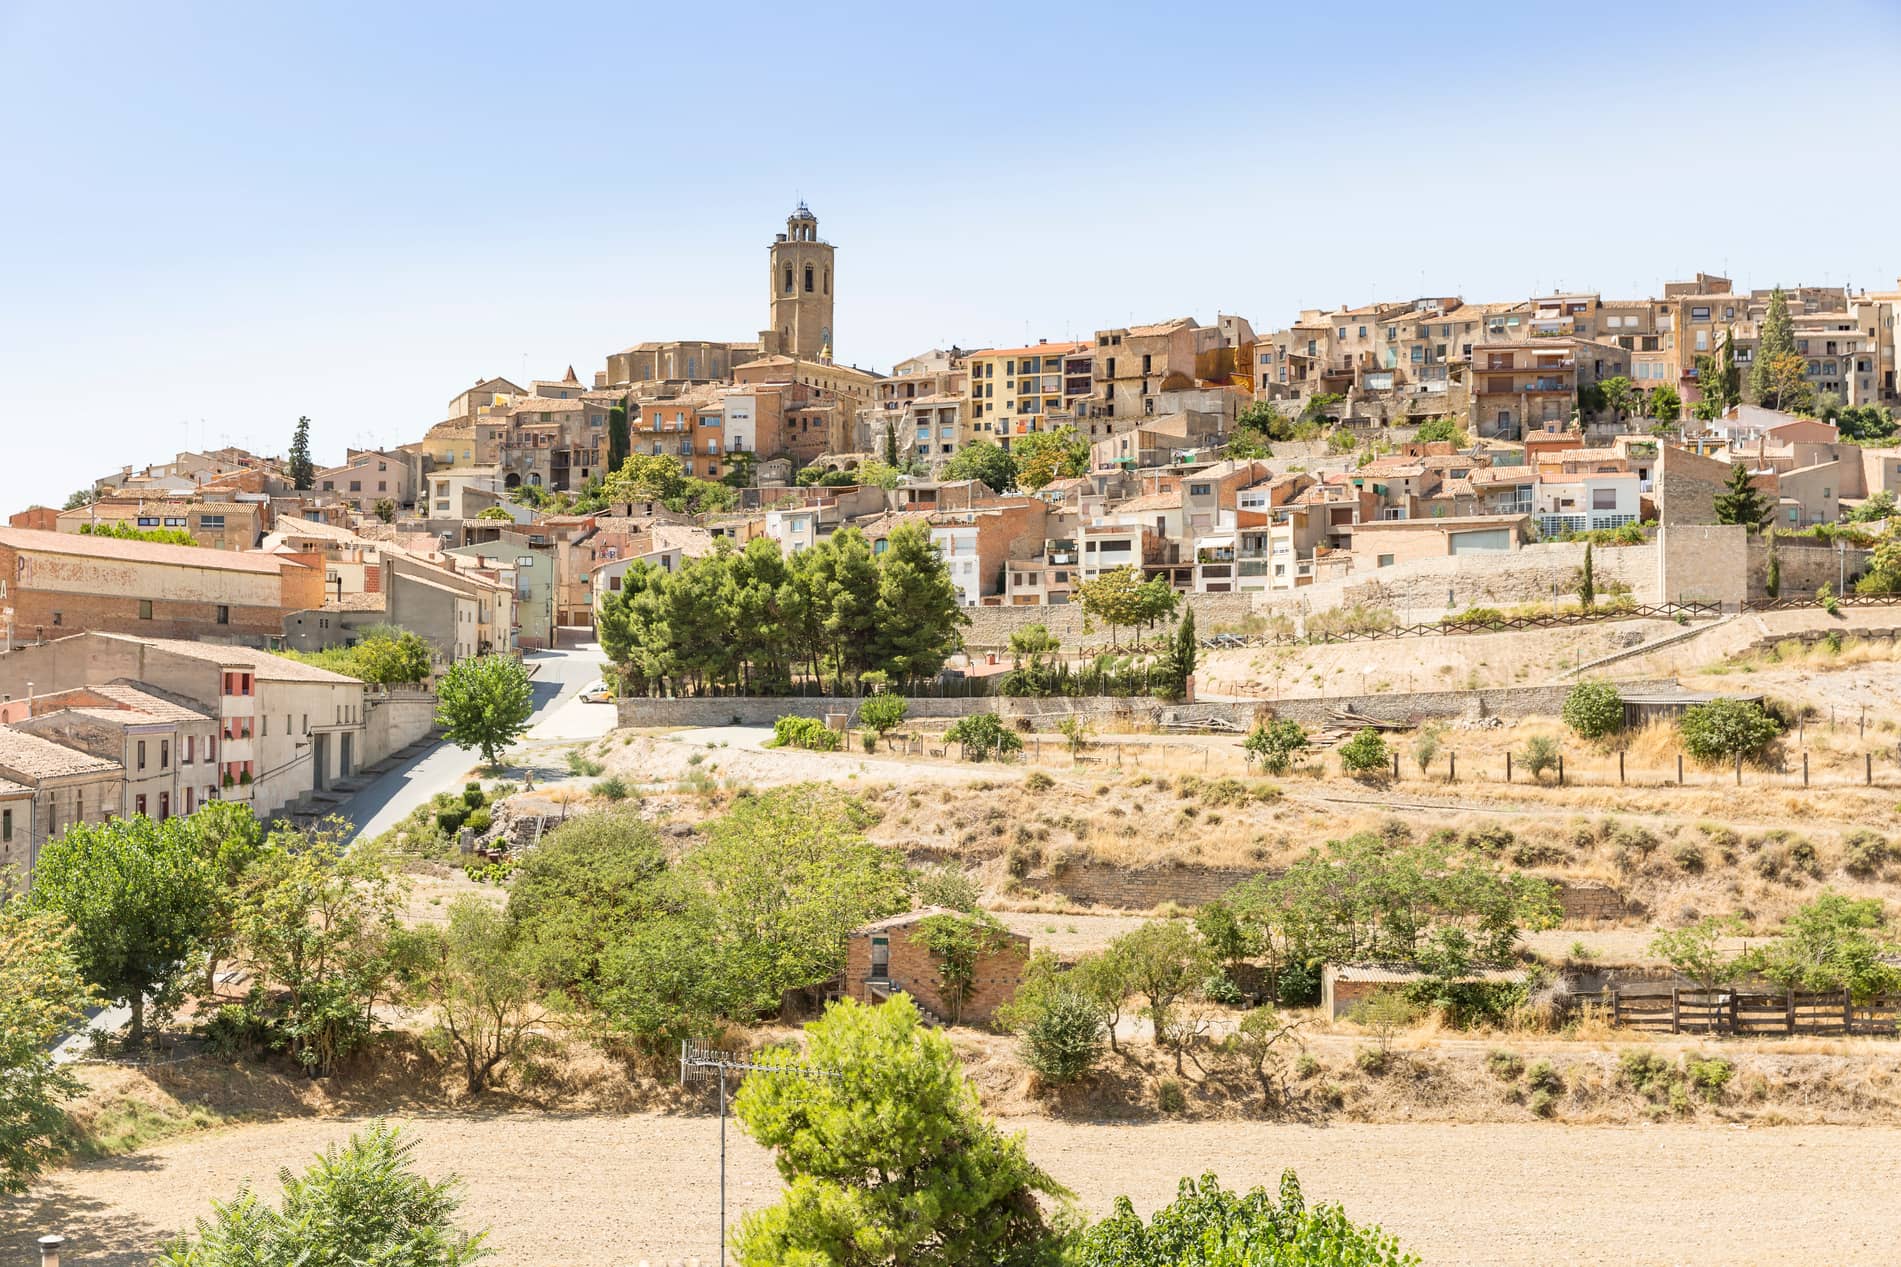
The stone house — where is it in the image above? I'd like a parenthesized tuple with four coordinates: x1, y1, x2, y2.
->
(55, 498, 266, 551)
(7, 683, 218, 821)
(842, 908, 1030, 1026)
(0, 725, 123, 884)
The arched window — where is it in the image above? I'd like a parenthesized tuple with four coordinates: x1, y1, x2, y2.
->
(823, 268, 829, 295)
(783, 267, 793, 293)
(804, 266, 814, 293)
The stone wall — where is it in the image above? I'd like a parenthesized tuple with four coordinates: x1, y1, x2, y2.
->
(842, 922, 1029, 1024)
(1020, 858, 1627, 925)
(363, 691, 438, 766)
(1750, 537, 1873, 600)
(618, 677, 1681, 731)
(1656, 524, 1747, 606)
(960, 591, 1259, 651)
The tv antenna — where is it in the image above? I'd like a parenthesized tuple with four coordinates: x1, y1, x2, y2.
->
(680, 1042, 838, 1266)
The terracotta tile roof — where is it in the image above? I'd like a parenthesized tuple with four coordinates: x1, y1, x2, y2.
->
(0, 726, 122, 779)
(85, 684, 214, 723)
(1125, 318, 1195, 337)
(1111, 492, 1181, 513)
(972, 341, 1087, 360)
(0, 527, 298, 574)
(0, 776, 29, 798)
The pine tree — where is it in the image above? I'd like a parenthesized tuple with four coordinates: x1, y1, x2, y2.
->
(1713, 460, 1770, 530)
(287, 416, 315, 490)
(607, 399, 630, 472)
(1748, 289, 1795, 407)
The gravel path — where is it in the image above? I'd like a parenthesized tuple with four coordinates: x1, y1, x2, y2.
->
(6, 1112, 1895, 1265)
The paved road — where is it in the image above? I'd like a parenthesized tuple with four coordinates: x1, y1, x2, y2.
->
(338, 643, 611, 844)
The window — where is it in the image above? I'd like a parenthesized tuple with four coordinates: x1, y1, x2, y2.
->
(139, 599, 153, 620)
(1377, 553, 1395, 568)
(183, 735, 194, 764)
(216, 604, 229, 625)
(185, 787, 194, 814)
(1, 809, 9, 842)
(199, 514, 224, 529)
(160, 740, 169, 769)
(349, 480, 362, 492)
(804, 265, 814, 293)
(1591, 488, 1618, 511)
(137, 741, 147, 770)
(159, 791, 169, 820)
(136, 794, 147, 817)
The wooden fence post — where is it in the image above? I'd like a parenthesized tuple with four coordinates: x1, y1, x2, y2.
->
(1729, 990, 1739, 1033)
(1671, 987, 1681, 1034)
(1619, 751, 1625, 784)
(1868, 753, 1874, 786)
(1786, 990, 1796, 1036)
(1803, 751, 1809, 788)
(1391, 751, 1399, 780)
(1558, 754, 1564, 786)
(1448, 752, 1456, 783)
(1845, 988, 1855, 1035)
(1505, 751, 1512, 783)
(1677, 753, 1684, 785)
(1735, 752, 1742, 786)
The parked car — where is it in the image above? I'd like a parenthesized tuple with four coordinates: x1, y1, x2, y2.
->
(579, 680, 616, 703)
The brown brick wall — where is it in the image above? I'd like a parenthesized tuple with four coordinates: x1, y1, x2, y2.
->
(843, 923, 1029, 1025)
(0, 545, 294, 644)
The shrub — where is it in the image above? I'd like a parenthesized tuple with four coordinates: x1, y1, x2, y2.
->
(911, 864, 980, 912)
(564, 750, 606, 777)
(1463, 824, 1515, 855)
(1528, 1088, 1558, 1118)
(1293, 1053, 1321, 1079)
(1336, 728, 1390, 777)
(1024, 770, 1054, 793)
(1201, 969, 1244, 1006)
(944, 712, 1023, 762)
(1518, 735, 1560, 781)
(463, 784, 486, 809)
(1843, 830, 1891, 878)
(1353, 1046, 1389, 1074)
(1672, 841, 1705, 873)
(1562, 681, 1624, 740)
(464, 807, 493, 835)
(1020, 989, 1107, 1085)
(860, 732, 877, 753)
(771, 715, 840, 751)
(1487, 1049, 1525, 1081)
(1155, 1077, 1186, 1113)
(856, 693, 909, 748)
(1679, 698, 1780, 763)
(1686, 1055, 1734, 1100)
(1243, 718, 1309, 775)
(436, 806, 468, 834)
(592, 775, 630, 801)
(1411, 722, 1443, 774)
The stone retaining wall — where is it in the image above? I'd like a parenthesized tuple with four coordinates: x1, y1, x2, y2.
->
(1022, 858, 1625, 924)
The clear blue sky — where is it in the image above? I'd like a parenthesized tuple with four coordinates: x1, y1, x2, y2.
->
(4, 1, 1899, 514)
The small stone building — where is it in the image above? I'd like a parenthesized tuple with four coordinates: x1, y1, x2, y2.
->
(843, 907, 1030, 1026)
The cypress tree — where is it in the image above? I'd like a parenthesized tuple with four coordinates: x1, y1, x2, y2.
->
(1748, 289, 1794, 407)
(608, 398, 630, 472)
(1579, 542, 1595, 609)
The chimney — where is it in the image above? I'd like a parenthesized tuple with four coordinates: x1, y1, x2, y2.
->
(39, 1236, 65, 1267)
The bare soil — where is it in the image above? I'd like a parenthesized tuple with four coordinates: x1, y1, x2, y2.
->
(8, 1109, 1899, 1267)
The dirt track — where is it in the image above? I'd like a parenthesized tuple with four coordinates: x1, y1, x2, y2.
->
(6, 1112, 1895, 1266)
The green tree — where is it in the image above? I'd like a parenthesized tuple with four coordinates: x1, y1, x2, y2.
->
(872, 522, 967, 684)
(1579, 541, 1595, 608)
(1696, 331, 1741, 414)
(78, 520, 198, 546)
(415, 896, 546, 1094)
(1237, 400, 1293, 441)
(1157, 608, 1197, 699)
(1712, 460, 1770, 530)
(1748, 892, 1899, 1000)
(1337, 728, 1391, 776)
(1013, 426, 1091, 491)
(944, 439, 1018, 492)
(0, 900, 96, 1193)
(607, 400, 631, 472)
(1412, 417, 1466, 445)
(1074, 566, 1147, 644)
(602, 452, 688, 505)
(1561, 680, 1623, 740)
(1648, 916, 1748, 993)
(352, 630, 435, 684)
(158, 1120, 488, 1267)
(1243, 718, 1309, 775)
(1748, 287, 1795, 407)
(186, 801, 269, 994)
(945, 712, 1024, 761)
(913, 910, 1014, 1024)
(1019, 985, 1107, 1085)
(62, 488, 94, 510)
(1847, 491, 1898, 523)
(30, 815, 217, 1045)
(1598, 377, 1636, 424)
(734, 995, 1067, 1267)
(372, 497, 397, 523)
(287, 415, 316, 490)
(1678, 697, 1780, 763)
(883, 415, 901, 467)
(1112, 920, 1212, 1071)
(506, 808, 670, 998)
(857, 692, 908, 749)
(434, 655, 534, 767)
(1071, 1171, 1416, 1266)
(238, 829, 414, 1074)
(1764, 531, 1781, 597)
(1648, 383, 1682, 423)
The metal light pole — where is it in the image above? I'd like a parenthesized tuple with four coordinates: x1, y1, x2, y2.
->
(681, 1041, 838, 1266)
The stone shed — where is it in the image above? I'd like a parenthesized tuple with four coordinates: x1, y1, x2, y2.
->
(1321, 963, 1528, 1020)
(843, 907, 1030, 1026)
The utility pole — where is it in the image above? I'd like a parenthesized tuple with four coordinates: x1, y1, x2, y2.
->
(681, 1041, 838, 1266)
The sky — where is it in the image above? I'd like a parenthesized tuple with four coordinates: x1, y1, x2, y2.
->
(3, 0, 1900, 515)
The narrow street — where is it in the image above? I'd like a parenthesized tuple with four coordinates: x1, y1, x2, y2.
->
(339, 641, 612, 844)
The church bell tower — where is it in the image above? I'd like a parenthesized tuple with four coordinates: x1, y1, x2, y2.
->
(762, 203, 835, 362)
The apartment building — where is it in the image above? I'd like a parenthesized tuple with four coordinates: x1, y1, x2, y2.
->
(0, 726, 121, 881)
(54, 497, 265, 550)
(964, 342, 1090, 451)
(314, 449, 415, 513)
(0, 632, 370, 818)
(8, 684, 218, 821)
(1088, 320, 1209, 428)
(859, 349, 968, 462)
(0, 527, 323, 646)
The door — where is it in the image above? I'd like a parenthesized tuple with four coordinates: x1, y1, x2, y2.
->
(869, 936, 890, 980)
(340, 733, 353, 778)
(312, 733, 329, 792)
